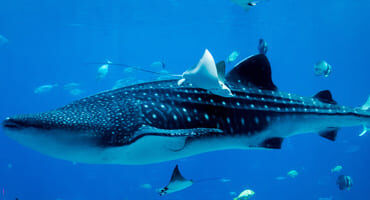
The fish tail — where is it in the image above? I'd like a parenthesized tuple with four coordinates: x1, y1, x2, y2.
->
(361, 95, 370, 111)
(358, 95, 370, 136)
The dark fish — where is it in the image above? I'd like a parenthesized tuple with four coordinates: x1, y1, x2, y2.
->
(258, 39, 268, 55)
(336, 175, 353, 191)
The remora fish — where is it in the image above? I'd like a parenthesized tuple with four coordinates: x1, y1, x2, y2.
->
(2, 50, 370, 165)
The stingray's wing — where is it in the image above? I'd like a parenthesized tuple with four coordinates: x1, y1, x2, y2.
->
(170, 165, 187, 182)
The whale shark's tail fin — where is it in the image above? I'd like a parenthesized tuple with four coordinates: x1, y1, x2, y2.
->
(359, 96, 370, 136)
(361, 96, 370, 111)
(359, 125, 369, 137)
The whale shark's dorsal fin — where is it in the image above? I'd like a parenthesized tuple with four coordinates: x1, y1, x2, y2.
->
(159, 165, 193, 196)
(225, 54, 277, 91)
(178, 49, 232, 97)
(314, 90, 337, 105)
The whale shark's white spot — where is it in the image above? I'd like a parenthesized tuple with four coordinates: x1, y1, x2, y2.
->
(187, 117, 191, 122)
(226, 117, 231, 124)
(254, 117, 259, 124)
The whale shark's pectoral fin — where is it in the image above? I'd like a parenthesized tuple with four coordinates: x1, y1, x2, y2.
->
(319, 128, 339, 141)
(178, 49, 232, 97)
(225, 54, 277, 91)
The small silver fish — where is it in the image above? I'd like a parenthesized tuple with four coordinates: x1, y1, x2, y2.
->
(234, 189, 255, 200)
(258, 38, 268, 55)
(314, 60, 332, 77)
(331, 165, 343, 173)
(231, 0, 260, 10)
(97, 60, 111, 80)
(227, 51, 240, 63)
(34, 84, 58, 94)
(287, 170, 299, 178)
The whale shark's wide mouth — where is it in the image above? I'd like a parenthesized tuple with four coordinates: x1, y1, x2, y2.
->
(3, 116, 50, 130)
(3, 117, 28, 130)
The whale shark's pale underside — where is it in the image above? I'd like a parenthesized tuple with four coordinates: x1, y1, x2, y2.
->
(3, 50, 370, 165)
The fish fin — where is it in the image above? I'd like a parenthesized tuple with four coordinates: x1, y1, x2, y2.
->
(216, 61, 226, 82)
(225, 54, 277, 91)
(314, 90, 337, 104)
(180, 50, 232, 97)
(361, 96, 370, 110)
(170, 165, 188, 182)
(259, 137, 284, 149)
(356, 96, 370, 136)
(359, 125, 369, 136)
(319, 128, 339, 141)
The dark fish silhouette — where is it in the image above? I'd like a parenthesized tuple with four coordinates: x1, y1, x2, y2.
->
(337, 175, 353, 191)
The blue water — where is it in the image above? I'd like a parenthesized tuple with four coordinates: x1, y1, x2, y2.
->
(0, 0, 369, 199)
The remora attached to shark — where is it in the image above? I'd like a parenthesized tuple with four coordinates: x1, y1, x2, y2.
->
(2, 50, 370, 165)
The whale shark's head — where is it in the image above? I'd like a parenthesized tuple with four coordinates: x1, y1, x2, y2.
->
(2, 92, 143, 163)
(2, 110, 112, 162)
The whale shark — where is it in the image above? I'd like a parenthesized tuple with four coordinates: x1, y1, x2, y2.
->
(2, 50, 370, 165)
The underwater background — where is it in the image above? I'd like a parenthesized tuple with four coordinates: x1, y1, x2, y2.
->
(0, 0, 370, 199)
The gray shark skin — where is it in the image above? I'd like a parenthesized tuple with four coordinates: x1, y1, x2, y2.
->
(3, 54, 370, 165)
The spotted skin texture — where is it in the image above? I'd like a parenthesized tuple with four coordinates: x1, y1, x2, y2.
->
(3, 79, 370, 164)
(8, 80, 370, 144)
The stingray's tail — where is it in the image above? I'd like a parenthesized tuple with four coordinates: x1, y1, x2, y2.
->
(195, 177, 225, 183)
(88, 62, 181, 77)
